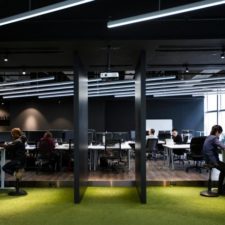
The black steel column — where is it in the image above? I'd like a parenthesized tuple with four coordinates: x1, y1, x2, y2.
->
(135, 51, 147, 204)
(74, 52, 89, 204)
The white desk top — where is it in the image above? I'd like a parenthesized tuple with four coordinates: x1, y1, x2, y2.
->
(26, 142, 132, 151)
(163, 144, 190, 149)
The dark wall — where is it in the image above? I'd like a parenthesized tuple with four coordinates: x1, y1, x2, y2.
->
(8, 96, 204, 133)
(146, 97, 204, 134)
(105, 100, 135, 132)
(88, 99, 105, 131)
(10, 98, 73, 130)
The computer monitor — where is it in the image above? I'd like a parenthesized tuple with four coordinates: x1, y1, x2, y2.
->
(113, 132, 129, 142)
(26, 131, 45, 144)
(64, 130, 74, 143)
(158, 130, 171, 140)
(0, 131, 12, 143)
(95, 132, 104, 144)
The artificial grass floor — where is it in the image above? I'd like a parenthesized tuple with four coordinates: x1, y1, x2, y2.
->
(0, 187, 225, 225)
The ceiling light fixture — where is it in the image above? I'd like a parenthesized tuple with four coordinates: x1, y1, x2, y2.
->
(0, 85, 73, 96)
(108, 0, 225, 28)
(39, 93, 74, 99)
(3, 90, 73, 99)
(0, 0, 95, 27)
(221, 52, 225, 59)
(0, 81, 72, 92)
(0, 76, 54, 87)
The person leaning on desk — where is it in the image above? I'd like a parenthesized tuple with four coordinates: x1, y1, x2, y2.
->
(0, 128, 26, 178)
(203, 125, 225, 195)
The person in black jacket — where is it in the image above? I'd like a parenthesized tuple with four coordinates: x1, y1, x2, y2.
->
(172, 128, 182, 144)
(203, 125, 225, 195)
(0, 128, 26, 176)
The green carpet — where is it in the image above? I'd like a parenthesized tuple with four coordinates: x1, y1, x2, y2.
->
(0, 187, 225, 225)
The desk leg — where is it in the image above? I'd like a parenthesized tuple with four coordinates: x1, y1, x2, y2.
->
(171, 149, 174, 170)
(164, 147, 170, 168)
(1, 150, 5, 189)
(128, 150, 130, 170)
(89, 149, 92, 171)
(93, 150, 98, 171)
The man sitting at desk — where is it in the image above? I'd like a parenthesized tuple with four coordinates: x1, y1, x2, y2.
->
(0, 128, 26, 178)
(172, 128, 182, 144)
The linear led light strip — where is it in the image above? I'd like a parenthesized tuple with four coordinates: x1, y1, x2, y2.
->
(3, 90, 73, 99)
(146, 76, 225, 87)
(0, 81, 73, 92)
(3, 86, 224, 99)
(0, 85, 74, 96)
(0, 0, 95, 27)
(0, 79, 101, 92)
(40, 91, 137, 99)
(88, 88, 134, 95)
(4, 89, 133, 99)
(148, 87, 222, 96)
(153, 89, 217, 97)
(0, 76, 54, 87)
(88, 76, 176, 87)
(146, 85, 225, 94)
(107, 0, 225, 28)
(39, 93, 74, 99)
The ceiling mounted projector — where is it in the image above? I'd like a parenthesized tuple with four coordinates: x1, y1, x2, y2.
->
(100, 72, 119, 78)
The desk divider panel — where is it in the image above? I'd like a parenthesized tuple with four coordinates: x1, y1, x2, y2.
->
(74, 52, 89, 203)
(135, 51, 147, 204)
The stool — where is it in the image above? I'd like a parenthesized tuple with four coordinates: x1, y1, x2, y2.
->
(8, 169, 27, 196)
(200, 164, 219, 197)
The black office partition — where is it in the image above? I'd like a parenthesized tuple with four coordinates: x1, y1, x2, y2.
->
(135, 51, 147, 204)
(74, 52, 89, 203)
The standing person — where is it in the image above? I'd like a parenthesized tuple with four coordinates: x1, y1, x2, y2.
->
(203, 125, 225, 195)
(172, 128, 182, 144)
(0, 128, 26, 177)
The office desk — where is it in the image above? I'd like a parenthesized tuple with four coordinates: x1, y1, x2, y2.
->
(0, 147, 6, 189)
(163, 144, 190, 170)
(26, 142, 132, 172)
(88, 142, 132, 171)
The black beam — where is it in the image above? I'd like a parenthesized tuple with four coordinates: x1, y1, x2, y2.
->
(74, 52, 89, 204)
(135, 50, 147, 204)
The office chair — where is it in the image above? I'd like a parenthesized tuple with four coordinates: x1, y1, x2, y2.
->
(186, 136, 207, 173)
(100, 139, 127, 172)
(183, 136, 189, 144)
(146, 138, 164, 160)
(35, 141, 57, 174)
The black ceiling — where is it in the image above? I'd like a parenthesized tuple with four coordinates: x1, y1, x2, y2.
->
(0, 0, 225, 77)
(0, 0, 225, 40)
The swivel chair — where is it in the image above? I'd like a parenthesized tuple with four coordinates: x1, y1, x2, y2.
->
(186, 136, 206, 173)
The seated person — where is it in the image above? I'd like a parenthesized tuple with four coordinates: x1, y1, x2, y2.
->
(146, 129, 157, 140)
(0, 128, 26, 178)
(203, 125, 225, 195)
(38, 131, 60, 171)
(172, 128, 182, 144)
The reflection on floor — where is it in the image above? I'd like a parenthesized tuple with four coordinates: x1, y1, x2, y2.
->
(5, 159, 220, 183)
